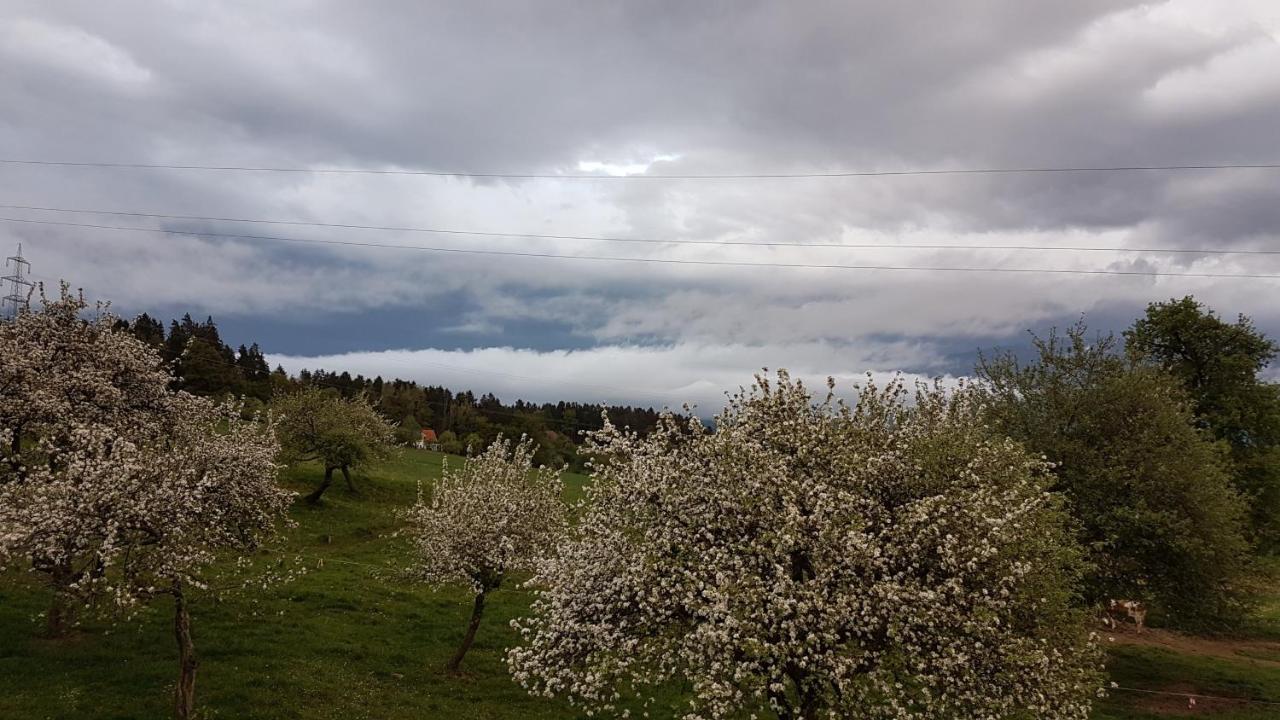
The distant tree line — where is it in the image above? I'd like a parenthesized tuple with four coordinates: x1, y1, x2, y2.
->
(120, 313, 273, 402)
(116, 313, 670, 470)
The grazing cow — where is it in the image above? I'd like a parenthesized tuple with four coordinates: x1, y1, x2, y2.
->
(1103, 599, 1147, 633)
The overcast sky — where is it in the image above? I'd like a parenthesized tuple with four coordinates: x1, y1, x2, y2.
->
(3, 0, 1279, 411)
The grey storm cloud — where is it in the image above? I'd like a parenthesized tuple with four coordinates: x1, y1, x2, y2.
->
(1, 0, 1279, 402)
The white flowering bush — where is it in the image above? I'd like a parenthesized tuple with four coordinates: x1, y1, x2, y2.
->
(508, 372, 1101, 720)
(0, 287, 294, 719)
(402, 436, 564, 672)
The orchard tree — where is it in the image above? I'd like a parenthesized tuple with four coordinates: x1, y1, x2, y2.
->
(1125, 297, 1280, 547)
(0, 287, 295, 718)
(1, 394, 292, 718)
(402, 436, 563, 672)
(509, 372, 1101, 720)
(0, 285, 171, 634)
(274, 387, 394, 503)
(978, 324, 1250, 628)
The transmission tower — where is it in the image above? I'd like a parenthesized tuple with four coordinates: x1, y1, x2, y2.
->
(2, 243, 33, 320)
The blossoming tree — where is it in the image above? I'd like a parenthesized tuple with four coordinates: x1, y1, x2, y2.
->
(402, 436, 564, 672)
(274, 387, 394, 503)
(508, 372, 1101, 720)
(0, 288, 295, 719)
(0, 286, 172, 634)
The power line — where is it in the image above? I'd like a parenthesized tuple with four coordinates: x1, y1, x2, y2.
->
(5, 215, 1279, 280)
(3, 202, 1277, 256)
(2, 157, 1279, 180)
(1110, 685, 1280, 708)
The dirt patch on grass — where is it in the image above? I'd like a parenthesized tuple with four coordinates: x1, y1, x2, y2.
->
(1107, 626, 1280, 669)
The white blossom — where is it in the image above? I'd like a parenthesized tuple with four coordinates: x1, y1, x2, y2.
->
(402, 436, 564, 671)
(508, 371, 1102, 719)
(0, 286, 294, 718)
(0, 287, 293, 613)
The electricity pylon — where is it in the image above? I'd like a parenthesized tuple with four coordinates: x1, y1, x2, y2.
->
(2, 243, 33, 320)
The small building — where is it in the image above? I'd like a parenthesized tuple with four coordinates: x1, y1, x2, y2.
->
(418, 428, 439, 451)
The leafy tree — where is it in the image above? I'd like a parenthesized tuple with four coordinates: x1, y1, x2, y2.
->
(978, 324, 1250, 628)
(401, 437, 563, 672)
(438, 430, 463, 455)
(275, 388, 394, 504)
(395, 413, 423, 445)
(1125, 297, 1280, 547)
(509, 372, 1100, 720)
(153, 314, 249, 398)
(534, 431, 577, 470)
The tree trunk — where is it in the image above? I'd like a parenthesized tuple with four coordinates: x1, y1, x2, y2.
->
(173, 585, 198, 720)
(4, 421, 24, 482)
(46, 561, 75, 638)
(47, 591, 73, 638)
(305, 466, 335, 504)
(340, 465, 356, 492)
(768, 660, 821, 720)
(446, 590, 486, 673)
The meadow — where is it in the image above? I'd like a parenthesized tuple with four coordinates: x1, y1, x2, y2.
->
(2, 448, 1278, 719)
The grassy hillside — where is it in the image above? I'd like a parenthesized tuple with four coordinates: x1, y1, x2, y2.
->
(1, 448, 1278, 719)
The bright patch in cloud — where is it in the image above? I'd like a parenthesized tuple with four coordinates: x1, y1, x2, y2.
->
(577, 153, 682, 176)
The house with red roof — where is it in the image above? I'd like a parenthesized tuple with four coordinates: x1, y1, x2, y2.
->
(418, 428, 439, 450)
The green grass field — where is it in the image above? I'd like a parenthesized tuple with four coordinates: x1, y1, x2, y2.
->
(2, 448, 1278, 719)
